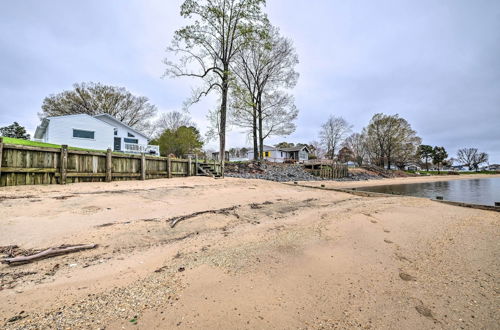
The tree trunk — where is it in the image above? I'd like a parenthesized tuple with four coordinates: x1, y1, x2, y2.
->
(219, 67, 229, 177)
(257, 93, 264, 161)
(252, 105, 258, 161)
(331, 145, 335, 166)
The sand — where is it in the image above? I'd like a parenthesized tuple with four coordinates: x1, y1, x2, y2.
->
(0, 175, 499, 329)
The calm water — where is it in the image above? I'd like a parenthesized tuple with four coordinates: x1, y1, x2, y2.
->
(358, 177, 500, 206)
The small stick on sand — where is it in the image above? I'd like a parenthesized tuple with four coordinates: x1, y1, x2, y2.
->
(1, 244, 98, 266)
(169, 206, 239, 228)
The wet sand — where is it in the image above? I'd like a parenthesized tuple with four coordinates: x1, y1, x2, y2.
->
(1, 176, 499, 329)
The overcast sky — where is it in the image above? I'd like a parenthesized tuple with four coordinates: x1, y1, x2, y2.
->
(0, 0, 499, 162)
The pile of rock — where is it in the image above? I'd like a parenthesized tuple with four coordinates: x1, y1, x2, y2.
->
(225, 162, 379, 182)
(226, 163, 320, 182)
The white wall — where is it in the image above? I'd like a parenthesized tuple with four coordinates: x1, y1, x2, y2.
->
(94, 115, 148, 150)
(45, 114, 114, 150)
(269, 150, 285, 162)
(298, 150, 309, 161)
(247, 149, 286, 163)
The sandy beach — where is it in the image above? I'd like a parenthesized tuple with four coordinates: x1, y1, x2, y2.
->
(1, 175, 499, 329)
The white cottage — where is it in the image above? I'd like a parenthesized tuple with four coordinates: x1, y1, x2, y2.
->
(247, 145, 309, 163)
(34, 114, 159, 155)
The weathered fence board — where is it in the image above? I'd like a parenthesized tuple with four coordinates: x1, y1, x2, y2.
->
(304, 163, 349, 179)
(0, 139, 220, 187)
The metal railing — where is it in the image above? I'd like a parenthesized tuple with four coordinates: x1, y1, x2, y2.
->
(124, 143, 160, 156)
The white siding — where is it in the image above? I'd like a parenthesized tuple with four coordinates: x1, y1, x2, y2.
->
(45, 115, 114, 150)
(269, 150, 285, 162)
(94, 115, 148, 151)
(298, 150, 308, 161)
(246, 148, 289, 162)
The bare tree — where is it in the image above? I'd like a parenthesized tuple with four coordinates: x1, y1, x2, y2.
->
(309, 140, 325, 159)
(154, 111, 194, 137)
(319, 116, 352, 163)
(231, 25, 299, 159)
(342, 133, 367, 166)
(457, 148, 489, 171)
(259, 92, 298, 142)
(164, 0, 267, 175)
(40, 82, 157, 134)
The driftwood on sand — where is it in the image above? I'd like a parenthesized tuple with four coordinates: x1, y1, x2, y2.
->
(1, 244, 98, 266)
(169, 206, 239, 228)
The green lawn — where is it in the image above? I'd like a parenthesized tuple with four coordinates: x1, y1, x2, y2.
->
(1, 136, 107, 153)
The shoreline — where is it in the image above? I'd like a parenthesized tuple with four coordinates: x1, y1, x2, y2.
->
(302, 173, 500, 189)
(1, 176, 499, 329)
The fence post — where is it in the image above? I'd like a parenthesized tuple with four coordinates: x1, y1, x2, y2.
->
(60, 145, 68, 184)
(188, 156, 192, 176)
(141, 153, 146, 180)
(195, 155, 198, 176)
(167, 157, 172, 178)
(0, 138, 3, 181)
(106, 148, 112, 182)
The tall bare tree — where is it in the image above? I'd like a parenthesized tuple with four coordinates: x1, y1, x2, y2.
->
(319, 116, 352, 163)
(40, 82, 157, 134)
(231, 25, 299, 159)
(154, 111, 195, 137)
(164, 0, 267, 175)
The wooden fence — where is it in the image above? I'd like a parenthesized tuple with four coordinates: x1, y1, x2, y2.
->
(304, 163, 348, 179)
(0, 138, 221, 187)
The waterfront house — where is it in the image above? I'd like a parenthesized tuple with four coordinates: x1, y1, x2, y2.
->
(34, 114, 159, 155)
(247, 145, 309, 163)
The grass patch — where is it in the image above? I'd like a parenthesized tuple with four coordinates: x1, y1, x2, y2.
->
(2, 137, 107, 154)
(2, 137, 61, 148)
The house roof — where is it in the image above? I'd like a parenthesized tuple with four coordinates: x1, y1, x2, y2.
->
(34, 118, 50, 139)
(279, 146, 310, 152)
(34, 114, 116, 139)
(93, 114, 149, 139)
(247, 145, 275, 152)
(34, 113, 150, 140)
(247, 145, 310, 153)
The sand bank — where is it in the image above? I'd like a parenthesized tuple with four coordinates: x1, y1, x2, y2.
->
(1, 177, 498, 329)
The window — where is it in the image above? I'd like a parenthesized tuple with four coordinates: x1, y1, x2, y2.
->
(127, 132, 135, 137)
(124, 138, 138, 144)
(114, 129, 117, 136)
(73, 129, 94, 139)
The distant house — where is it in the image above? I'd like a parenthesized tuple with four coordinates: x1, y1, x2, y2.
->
(211, 151, 230, 161)
(247, 145, 309, 163)
(34, 114, 159, 155)
(404, 164, 421, 171)
(211, 151, 249, 162)
(451, 165, 469, 171)
(486, 164, 500, 171)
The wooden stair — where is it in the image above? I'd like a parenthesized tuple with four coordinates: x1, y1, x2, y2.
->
(197, 164, 221, 178)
